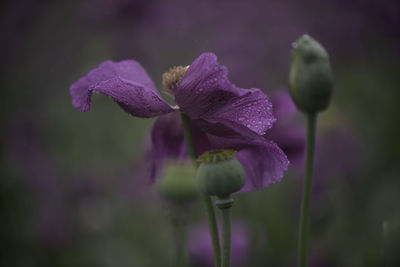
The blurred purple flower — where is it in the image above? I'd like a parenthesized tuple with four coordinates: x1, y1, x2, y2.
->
(70, 52, 289, 192)
(266, 90, 305, 167)
(189, 222, 249, 267)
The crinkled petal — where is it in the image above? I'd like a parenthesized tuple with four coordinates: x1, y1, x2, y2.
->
(91, 77, 175, 117)
(70, 60, 174, 117)
(175, 52, 242, 118)
(201, 89, 276, 136)
(192, 114, 270, 140)
(147, 112, 289, 190)
(236, 141, 289, 192)
(176, 53, 275, 136)
(147, 112, 187, 182)
(207, 134, 289, 192)
(191, 118, 243, 139)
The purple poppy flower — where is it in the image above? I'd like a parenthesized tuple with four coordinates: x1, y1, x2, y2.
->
(189, 222, 249, 267)
(70, 52, 289, 192)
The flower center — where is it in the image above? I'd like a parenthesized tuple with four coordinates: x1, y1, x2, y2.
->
(197, 149, 237, 163)
(162, 65, 189, 95)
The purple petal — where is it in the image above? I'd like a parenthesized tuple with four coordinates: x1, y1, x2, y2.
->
(207, 134, 289, 192)
(236, 141, 289, 192)
(201, 89, 276, 136)
(147, 113, 289, 190)
(70, 60, 174, 117)
(147, 113, 216, 182)
(175, 52, 242, 118)
(189, 122, 214, 157)
(192, 114, 268, 140)
(147, 112, 187, 182)
(91, 77, 175, 117)
(176, 53, 275, 136)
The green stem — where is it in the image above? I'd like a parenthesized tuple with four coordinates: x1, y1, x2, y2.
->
(181, 113, 198, 168)
(203, 196, 221, 267)
(216, 198, 233, 267)
(181, 112, 221, 267)
(172, 205, 187, 267)
(297, 113, 317, 267)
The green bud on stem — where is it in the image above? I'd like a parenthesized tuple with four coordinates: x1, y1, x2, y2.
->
(289, 34, 333, 113)
(156, 161, 198, 203)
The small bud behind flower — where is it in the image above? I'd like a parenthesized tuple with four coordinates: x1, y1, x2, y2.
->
(156, 161, 198, 203)
(196, 150, 245, 199)
(289, 34, 333, 113)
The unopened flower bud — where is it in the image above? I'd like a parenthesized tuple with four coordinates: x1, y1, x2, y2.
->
(289, 34, 333, 113)
(156, 161, 198, 203)
(196, 150, 245, 199)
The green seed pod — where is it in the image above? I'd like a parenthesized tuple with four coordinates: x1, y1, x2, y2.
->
(156, 161, 198, 203)
(289, 34, 333, 113)
(196, 149, 245, 199)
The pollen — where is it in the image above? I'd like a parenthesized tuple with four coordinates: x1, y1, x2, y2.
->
(162, 65, 189, 95)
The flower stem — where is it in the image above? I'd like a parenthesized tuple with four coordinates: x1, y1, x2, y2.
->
(216, 198, 233, 267)
(203, 196, 222, 267)
(181, 112, 221, 267)
(171, 205, 187, 267)
(221, 208, 231, 267)
(297, 112, 317, 267)
(181, 113, 198, 168)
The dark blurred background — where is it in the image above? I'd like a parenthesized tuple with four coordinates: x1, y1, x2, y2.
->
(1, 0, 399, 266)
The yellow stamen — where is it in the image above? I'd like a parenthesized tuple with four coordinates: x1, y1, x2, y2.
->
(162, 65, 189, 95)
